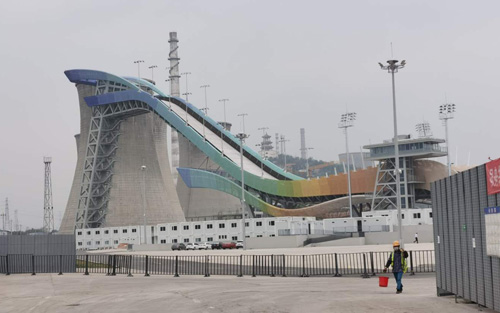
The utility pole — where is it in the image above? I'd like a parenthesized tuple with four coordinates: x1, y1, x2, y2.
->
(235, 132, 249, 250)
(339, 112, 357, 218)
(379, 59, 406, 247)
(304, 147, 314, 179)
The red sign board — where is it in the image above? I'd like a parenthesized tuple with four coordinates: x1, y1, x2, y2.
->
(486, 158, 500, 195)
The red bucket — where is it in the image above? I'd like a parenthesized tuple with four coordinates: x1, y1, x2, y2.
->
(379, 276, 389, 287)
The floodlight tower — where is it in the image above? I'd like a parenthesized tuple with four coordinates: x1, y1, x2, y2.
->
(439, 104, 456, 176)
(304, 147, 314, 179)
(235, 132, 249, 250)
(148, 65, 158, 81)
(338, 112, 356, 218)
(237, 113, 248, 133)
(379, 59, 406, 247)
(181, 72, 191, 101)
(43, 157, 55, 233)
(415, 122, 432, 138)
(218, 99, 229, 154)
(133, 60, 144, 89)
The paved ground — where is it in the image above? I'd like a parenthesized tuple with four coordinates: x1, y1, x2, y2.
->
(92, 242, 435, 256)
(0, 273, 492, 313)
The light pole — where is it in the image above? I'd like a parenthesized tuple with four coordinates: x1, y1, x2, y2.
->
(200, 85, 210, 140)
(141, 165, 147, 245)
(181, 72, 191, 101)
(237, 113, 248, 133)
(218, 99, 229, 155)
(236, 132, 249, 250)
(279, 135, 290, 172)
(148, 65, 158, 81)
(379, 59, 406, 247)
(339, 112, 357, 218)
(305, 147, 314, 179)
(182, 92, 192, 124)
(134, 60, 144, 89)
(439, 104, 456, 176)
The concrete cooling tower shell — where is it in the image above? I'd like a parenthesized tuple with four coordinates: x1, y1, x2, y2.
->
(59, 84, 185, 233)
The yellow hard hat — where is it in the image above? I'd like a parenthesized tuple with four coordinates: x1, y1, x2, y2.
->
(393, 241, 400, 247)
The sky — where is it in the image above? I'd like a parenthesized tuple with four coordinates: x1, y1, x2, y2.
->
(1, 0, 499, 230)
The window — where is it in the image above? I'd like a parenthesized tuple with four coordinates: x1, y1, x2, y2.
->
(195, 225, 201, 230)
(87, 241, 92, 246)
(219, 223, 225, 229)
(77, 231, 82, 236)
(183, 225, 189, 230)
(122, 229, 128, 233)
(245, 222, 249, 227)
(232, 236, 238, 240)
(413, 213, 421, 219)
(429, 212, 433, 218)
(132, 229, 137, 233)
(257, 235, 263, 238)
(87, 231, 91, 235)
(160, 227, 166, 231)
(207, 224, 213, 229)
(104, 230, 109, 234)
(218, 235, 227, 239)
(256, 221, 262, 227)
(96, 241, 100, 245)
(183, 238, 189, 243)
(269, 221, 275, 226)
(114, 240, 118, 244)
(161, 239, 166, 244)
(172, 239, 178, 243)
(402, 214, 405, 219)
(231, 223, 237, 228)
(207, 237, 213, 242)
(113, 230, 118, 234)
(105, 241, 109, 245)
(77, 242, 82, 246)
(270, 234, 275, 237)
(95, 231, 100, 235)
(195, 238, 201, 242)
(172, 226, 178, 231)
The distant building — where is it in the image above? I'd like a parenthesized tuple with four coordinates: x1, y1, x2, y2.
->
(338, 152, 373, 170)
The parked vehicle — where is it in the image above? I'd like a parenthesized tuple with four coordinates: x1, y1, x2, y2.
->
(221, 242, 237, 249)
(198, 242, 211, 250)
(211, 242, 222, 250)
(236, 241, 244, 249)
(186, 243, 200, 250)
(171, 243, 186, 251)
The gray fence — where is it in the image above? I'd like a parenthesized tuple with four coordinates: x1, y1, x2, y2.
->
(432, 164, 500, 311)
(0, 250, 434, 277)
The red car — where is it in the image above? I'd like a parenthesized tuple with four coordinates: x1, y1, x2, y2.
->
(221, 242, 236, 249)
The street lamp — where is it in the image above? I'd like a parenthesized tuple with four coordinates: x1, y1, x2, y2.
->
(279, 135, 290, 172)
(305, 147, 314, 179)
(141, 165, 147, 245)
(218, 99, 229, 155)
(439, 103, 456, 176)
(148, 65, 158, 81)
(181, 72, 191, 101)
(200, 85, 210, 140)
(133, 60, 144, 89)
(235, 132, 249, 250)
(339, 112, 357, 218)
(379, 59, 406, 247)
(237, 113, 248, 133)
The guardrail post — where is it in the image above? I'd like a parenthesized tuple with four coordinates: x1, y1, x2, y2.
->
(409, 251, 415, 276)
(361, 254, 370, 278)
(174, 256, 179, 277)
(127, 255, 133, 277)
(5, 255, 10, 276)
(112, 255, 116, 276)
(58, 255, 63, 275)
(144, 255, 150, 277)
(252, 255, 256, 277)
(31, 255, 36, 276)
(282, 255, 286, 277)
(301, 255, 307, 277)
(106, 255, 111, 276)
(334, 253, 341, 277)
(204, 256, 210, 277)
(84, 255, 89, 275)
(370, 252, 376, 276)
(237, 255, 243, 277)
(271, 255, 275, 277)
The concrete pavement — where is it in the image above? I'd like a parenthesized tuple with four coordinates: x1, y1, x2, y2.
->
(0, 273, 492, 313)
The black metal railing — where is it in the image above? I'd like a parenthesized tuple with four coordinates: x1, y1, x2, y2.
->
(0, 250, 435, 277)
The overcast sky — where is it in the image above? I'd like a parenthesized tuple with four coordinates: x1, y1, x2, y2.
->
(1, 0, 499, 230)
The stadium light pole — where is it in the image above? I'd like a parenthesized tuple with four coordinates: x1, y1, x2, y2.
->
(141, 165, 147, 245)
(200, 85, 210, 140)
(182, 92, 192, 124)
(181, 72, 191, 101)
(134, 60, 144, 89)
(439, 104, 456, 177)
(379, 59, 406, 247)
(148, 65, 158, 81)
(339, 112, 357, 218)
(236, 132, 249, 250)
(218, 99, 229, 155)
(237, 113, 248, 133)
